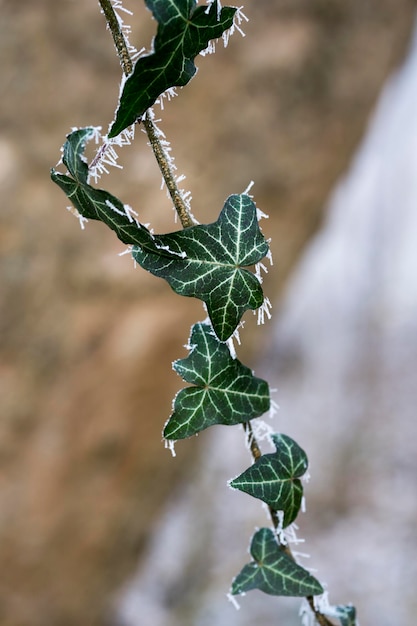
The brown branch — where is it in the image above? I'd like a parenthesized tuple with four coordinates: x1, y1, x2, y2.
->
(243, 420, 262, 460)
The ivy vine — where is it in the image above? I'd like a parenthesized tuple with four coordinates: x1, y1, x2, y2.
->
(51, 2, 357, 625)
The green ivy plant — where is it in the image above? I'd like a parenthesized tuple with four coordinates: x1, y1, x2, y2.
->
(51, 2, 357, 624)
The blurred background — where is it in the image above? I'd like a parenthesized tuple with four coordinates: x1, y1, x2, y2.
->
(1, 0, 417, 625)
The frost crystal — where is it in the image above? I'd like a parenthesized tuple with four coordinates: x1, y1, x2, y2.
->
(226, 320, 246, 358)
(254, 261, 268, 284)
(292, 550, 311, 560)
(89, 125, 135, 183)
(123, 204, 138, 223)
(104, 199, 140, 228)
(164, 439, 176, 457)
(243, 418, 275, 457)
(223, 6, 248, 45)
(226, 337, 237, 360)
(313, 592, 332, 616)
(256, 208, 269, 221)
(201, 3, 247, 56)
(268, 396, 279, 419)
(105, 198, 126, 216)
(256, 296, 272, 326)
(227, 592, 241, 610)
(154, 242, 187, 259)
(118, 247, 133, 257)
(205, 0, 222, 19)
(252, 418, 275, 442)
(156, 87, 178, 110)
(284, 522, 306, 547)
(276, 510, 285, 530)
(300, 598, 316, 626)
(109, 0, 138, 63)
(243, 180, 255, 196)
(66, 205, 88, 230)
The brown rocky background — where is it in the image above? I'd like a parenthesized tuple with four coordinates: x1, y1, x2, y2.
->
(0, 0, 415, 624)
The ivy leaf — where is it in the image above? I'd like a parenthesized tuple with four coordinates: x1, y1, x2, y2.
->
(323, 604, 357, 626)
(52, 130, 269, 341)
(230, 434, 308, 527)
(164, 322, 270, 440)
(133, 193, 269, 341)
(231, 528, 324, 597)
(50, 128, 159, 250)
(109, 0, 237, 137)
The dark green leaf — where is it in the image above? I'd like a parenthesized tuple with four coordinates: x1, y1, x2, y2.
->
(230, 434, 308, 527)
(50, 128, 159, 250)
(133, 193, 269, 341)
(109, 0, 236, 137)
(52, 130, 269, 341)
(164, 322, 270, 440)
(231, 528, 323, 597)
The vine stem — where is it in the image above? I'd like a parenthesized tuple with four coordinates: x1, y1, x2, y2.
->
(143, 112, 195, 228)
(243, 421, 334, 626)
(99, 1, 333, 623)
(97, 0, 194, 229)
(98, 0, 133, 75)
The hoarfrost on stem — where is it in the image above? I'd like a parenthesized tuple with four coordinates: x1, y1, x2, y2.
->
(109, 0, 139, 62)
(251, 418, 275, 443)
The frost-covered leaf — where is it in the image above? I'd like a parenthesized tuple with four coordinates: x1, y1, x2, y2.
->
(230, 434, 308, 527)
(164, 322, 270, 440)
(51, 128, 158, 250)
(109, 0, 236, 137)
(336, 605, 357, 626)
(231, 528, 323, 597)
(323, 604, 357, 626)
(52, 130, 269, 341)
(133, 194, 269, 341)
